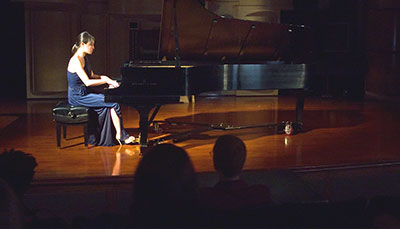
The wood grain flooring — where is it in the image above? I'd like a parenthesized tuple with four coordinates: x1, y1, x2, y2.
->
(0, 96, 399, 183)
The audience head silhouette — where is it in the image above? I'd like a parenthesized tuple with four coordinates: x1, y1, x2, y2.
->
(0, 149, 37, 198)
(131, 143, 198, 225)
(212, 135, 246, 179)
(0, 178, 25, 229)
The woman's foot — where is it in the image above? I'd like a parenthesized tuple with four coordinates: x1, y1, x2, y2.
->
(116, 133, 122, 145)
(124, 136, 136, 144)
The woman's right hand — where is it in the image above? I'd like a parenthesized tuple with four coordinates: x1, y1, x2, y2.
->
(107, 79, 120, 88)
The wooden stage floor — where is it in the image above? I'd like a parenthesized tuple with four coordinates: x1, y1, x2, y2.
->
(1, 95, 399, 183)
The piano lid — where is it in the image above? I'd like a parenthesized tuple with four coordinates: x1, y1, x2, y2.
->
(158, 0, 313, 63)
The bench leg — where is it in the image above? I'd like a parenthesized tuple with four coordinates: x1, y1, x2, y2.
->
(63, 124, 67, 139)
(56, 123, 61, 147)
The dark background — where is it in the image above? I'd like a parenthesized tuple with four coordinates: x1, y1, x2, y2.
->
(1, 0, 26, 98)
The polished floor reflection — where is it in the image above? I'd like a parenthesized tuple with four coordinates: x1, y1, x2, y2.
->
(0, 95, 399, 182)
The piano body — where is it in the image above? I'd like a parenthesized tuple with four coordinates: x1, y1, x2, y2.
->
(105, 0, 314, 147)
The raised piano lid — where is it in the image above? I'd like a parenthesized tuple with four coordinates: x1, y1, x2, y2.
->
(158, 0, 313, 63)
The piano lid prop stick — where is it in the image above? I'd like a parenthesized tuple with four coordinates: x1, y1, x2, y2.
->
(238, 24, 256, 60)
(173, 0, 181, 68)
(203, 18, 218, 56)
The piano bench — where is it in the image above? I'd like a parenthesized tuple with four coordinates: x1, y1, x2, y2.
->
(52, 101, 89, 147)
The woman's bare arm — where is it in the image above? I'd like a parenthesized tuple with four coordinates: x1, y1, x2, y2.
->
(68, 57, 115, 87)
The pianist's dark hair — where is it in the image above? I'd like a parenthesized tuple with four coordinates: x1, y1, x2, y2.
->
(71, 31, 95, 54)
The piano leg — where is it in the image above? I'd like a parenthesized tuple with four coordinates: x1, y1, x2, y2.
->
(134, 104, 156, 148)
(148, 105, 161, 124)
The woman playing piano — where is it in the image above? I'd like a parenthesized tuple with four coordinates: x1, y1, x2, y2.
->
(67, 31, 135, 146)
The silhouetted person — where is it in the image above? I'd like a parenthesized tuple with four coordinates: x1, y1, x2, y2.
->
(0, 178, 24, 229)
(200, 135, 271, 211)
(130, 144, 200, 227)
(0, 149, 37, 228)
(0, 149, 37, 199)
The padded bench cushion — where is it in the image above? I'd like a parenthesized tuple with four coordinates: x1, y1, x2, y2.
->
(52, 102, 89, 124)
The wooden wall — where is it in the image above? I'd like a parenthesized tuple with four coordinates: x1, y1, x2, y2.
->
(21, 0, 162, 99)
(22, 0, 294, 99)
(365, 0, 400, 97)
(24, 2, 77, 98)
(17, 0, 400, 99)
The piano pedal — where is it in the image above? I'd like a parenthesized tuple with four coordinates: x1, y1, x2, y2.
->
(135, 133, 141, 144)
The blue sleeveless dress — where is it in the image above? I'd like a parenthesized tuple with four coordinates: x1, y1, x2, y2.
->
(67, 58, 129, 146)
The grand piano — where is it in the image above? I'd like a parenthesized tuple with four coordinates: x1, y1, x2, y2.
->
(105, 0, 314, 147)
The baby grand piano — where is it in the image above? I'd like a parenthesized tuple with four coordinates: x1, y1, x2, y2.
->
(105, 0, 314, 147)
